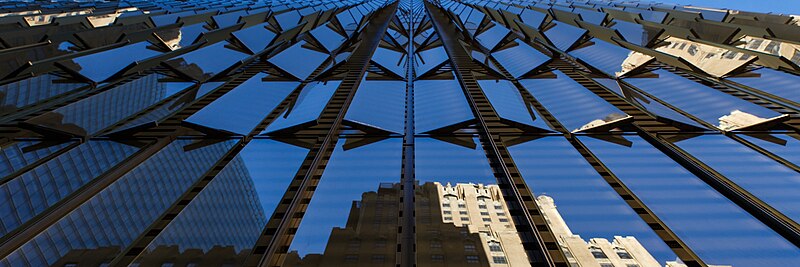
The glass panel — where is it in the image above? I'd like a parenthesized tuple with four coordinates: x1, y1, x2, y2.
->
(575, 8, 606, 24)
(155, 23, 208, 50)
(581, 135, 800, 266)
(738, 133, 800, 166)
(133, 139, 309, 265)
(478, 79, 552, 130)
(507, 136, 676, 264)
(726, 68, 800, 108)
(371, 47, 406, 77)
(233, 22, 277, 53)
(624, 69, 782, 130)
(414, 79, 474, 133)
(415, 46, 448, 77)
(187, 73, 298, 135)
(594, 78, 706, 129)
(673, 134, 800, 222)
(543, 21, 586, 51)
(654, 37, 751, 77)
(519, 9, 546, 28)
(346, 80, 406, 134)
(415, 137, 531, 266)
(112, 81, 222, 133)
(263, 81, 339, 133)
(310, 24, 346, 52)
(0, 140, 140, 236)
(611, 20, 659, 46)
(284, 138, 401, 266)
(0, 139, 235, 267)
(475, 23, 509, 51)
(520, 70, 629, 132)
(69, 42, 161, 82)
(26, 73, 187, 136)
(268, 41, 330, 80)
(0, 140, 74, 180)
(0, 74, 84, 114)
(275, 10, 302, 30)
(491, 40, 550, 79)
(569, 38, 652, 77)
(212, 9, 247, 28)
(166, 42, 250, 81)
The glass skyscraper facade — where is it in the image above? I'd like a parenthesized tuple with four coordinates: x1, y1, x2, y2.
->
(0, 0, 799, 266)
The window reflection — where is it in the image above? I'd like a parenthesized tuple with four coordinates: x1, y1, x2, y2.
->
(479, 79, 552, 131)
(726, 68, 800, 108)
(569, 38, 653, 77)
(0, 74, 85, 114)
(165, 42, 250, 81)
(581, 135, 800, 266)
(414, 79, 474, 134)
(654, 37, 753, 77)
(491, 40, 551, 79)
(263, 81, 339, 133)
(284, 138, 401, 266)
(0, 140, 75, 180)
(542, 21, 586, 51)
(346, 80, 405, 134)
(737, 133, 800, 167)
(268, 41, 330, 80)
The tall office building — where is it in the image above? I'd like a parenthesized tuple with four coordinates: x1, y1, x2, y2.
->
(0, 0, 799, 266)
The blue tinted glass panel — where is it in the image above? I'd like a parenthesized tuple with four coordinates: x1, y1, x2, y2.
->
(233, 22, 277, 53)
(415, 137, 494, 186)
(187, 73, 297, 135)
(475, 24, 509, 51)
(612, 20, 655, 46)
(519, 9, 546, 28)
(507, 137, 675, 263)
(268, 41, 330, 80)
(415, 46, 448, 77)
(310, 24, 346, 52)
(520, 70, 628, 132)
(479, 79, 551, 130)
(0, 140, 74, 180)
(70, 42, 161, 82)
(372, 47, 406, 77)
(0, 75, 84, 114)
(726, 68, 800, 108)
(738, 133, 800, 167)
(624, 69, 781, 130)
(286, 138, 401, 261)
(581, 136, 800, 266)
(263, 81, 339, 133)
(414, 79, 473, 133)
(346, 80, 406, 134)
(168, 42, 250, 81)
(569, 39, 639, 77)
(674, 135, 800, 222)
(492, 40, 550, 79)
(543, 22, 586, 51)
(156, 23, 208, 50)
(594, 78, 706, 128)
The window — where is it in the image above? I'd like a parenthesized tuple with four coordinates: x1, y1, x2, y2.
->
(482, 218, 491, 222)
(431, 240, 442, 249)
(480, 212, 489, 216)
(791, 49, 800, 64)
(444, 216, 452, 221)
(443, 203, 450, 208)
(488, 242, 503, 252)
(765, 41, 780, 55)
(371, 255, 386, 263)
(627, 264, 640, 267)
(478, 204, 487, 209)
(492, 256, 508, 264)
(459, 211, 468, 215)
(431, 254, 445, 262)
(458, 204, 467, 209)
(499, 218, 509, 222)
(600, 264, 614, 267)
(590, 247, 608, 259)
(443, 210, 452, 214)
(687, 44, 698, 56)
(748, 39, 763, 49)
(723, 51, 738, 59)
(679, 43, 686, 49)
(344, 254, 358, 262)
(161, 263, 174, 267)
(464, 244, 476, 252)
(494, 204, 503, 209)
(466, 255, 480, 263)
(616, 249, 633, 259)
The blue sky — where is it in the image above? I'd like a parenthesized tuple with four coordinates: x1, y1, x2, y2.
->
(664, 0, 800, 15)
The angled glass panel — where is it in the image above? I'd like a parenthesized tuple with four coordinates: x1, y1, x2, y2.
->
(166, 42, 250, 81)
(738, 133, 800, 167)
(285, 138, 401, 266)
(581, 135, 800, 266)
(233, 22, 277, 53)
(507, 137, 676, 264)
(69, 42, 162, 82)
(491, 40, 550, 79)
(26, 73, 187, 136)
(655, 37, 752, 77)
(372, 47, 406, 77)
(674, 134, 800, 222)
(414, 79, 474, 133)
(151, 11, 195, 27)
(187, 73, 297, 135)
(346, 80, 406, 134)
(112, 81, 222, 133)
(542, 21, 586, 51)
(336, 9, 359, 33)
(594, 78, 706, 129)
(263, 81, 339, 133)
(275, 10, 302, 30)
(415, 137, 494, 186)
(519, 8, 546, 28)
(520, 70, 629, 132)
(624, 69, 782, 130)
(155, 23, 208, 50)
(475, 23, 509, 51)
(268, 41, 330, 80)
(132, 139, 309, 265)
(0, 140, 75, 180)
(574, 8, 606, 24)
(310, 24, 346, 52)
(569, 38, 652, 77)
(212, 9, 247, 28)
(726, 68, 800, 108)
(478, 79, 551, 130)
(0, 74, 84, 114)
(0, 140, 140, 236)
(611, 20, 659, 46)
(415, 46, 448, 77)
(0, 139, 236, 267)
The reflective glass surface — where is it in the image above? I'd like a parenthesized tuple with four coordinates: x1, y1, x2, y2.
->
(726, 68, 800, 107)
(69, 42, 161, 82)
(569, 38, 651, 77)
(0, 75, 84, 114)
(413, 79, 474, 133)
(479, 79, 551, 130)
(346, 80, 406, 134)
(491, 40, 550, 79)
(263, 81, 339, 133)
(542, 21, 586, 51)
